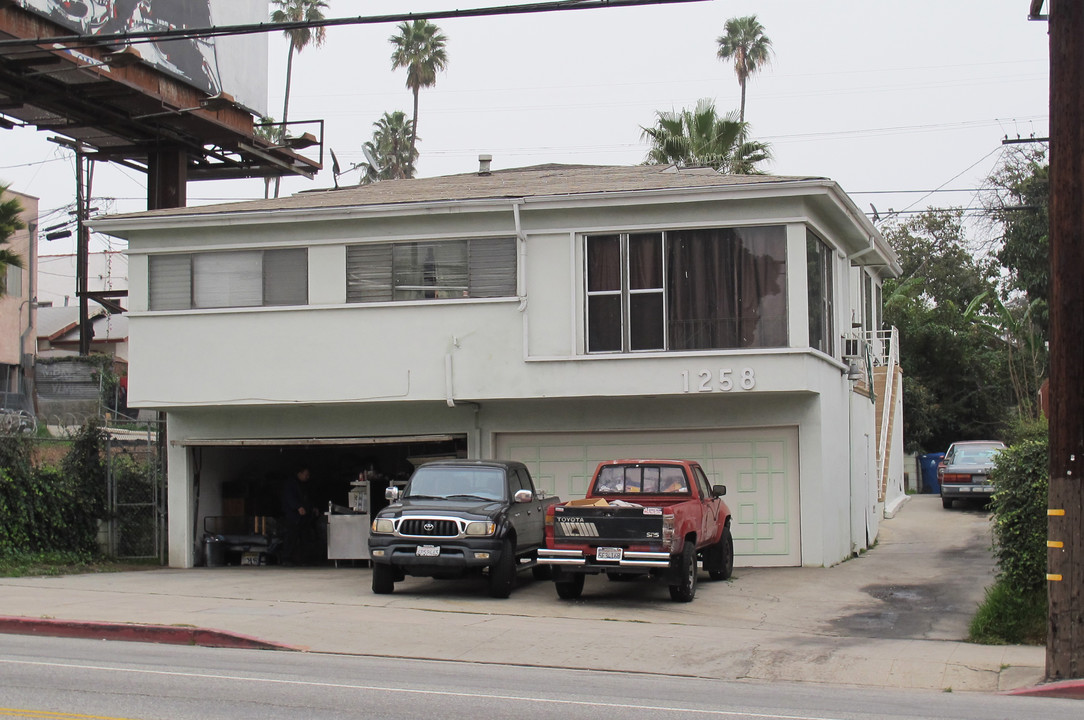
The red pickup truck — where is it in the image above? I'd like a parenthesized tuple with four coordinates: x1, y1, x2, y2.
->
(537, 459, 733, 602)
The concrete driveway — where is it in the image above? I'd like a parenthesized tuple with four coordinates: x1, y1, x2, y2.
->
(0, 495, 1047, 692)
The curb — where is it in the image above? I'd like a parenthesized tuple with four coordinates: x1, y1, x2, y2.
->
(0, 615, 296, 651)
(1005, 679, 1084, 700)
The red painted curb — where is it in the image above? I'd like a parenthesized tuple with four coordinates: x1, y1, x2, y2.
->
(1005, 679, 1084, 700)
(0, 615, 295, 651)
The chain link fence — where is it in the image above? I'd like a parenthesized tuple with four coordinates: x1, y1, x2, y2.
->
(103, 420, 166, 561)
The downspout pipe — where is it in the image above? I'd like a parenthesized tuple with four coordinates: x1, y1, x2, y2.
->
(513, 201, 527, 312)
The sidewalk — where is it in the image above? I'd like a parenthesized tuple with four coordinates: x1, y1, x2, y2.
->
(0, 496, 1062, 695)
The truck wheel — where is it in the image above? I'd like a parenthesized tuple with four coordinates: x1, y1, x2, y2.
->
(371, 562, 395, 594)
(669, 542, 698, 602)
(708, 526, 734, 581)
(531, 554, 552, 581)
(555, 573, 585, 600)
(488, 538, 516, 599)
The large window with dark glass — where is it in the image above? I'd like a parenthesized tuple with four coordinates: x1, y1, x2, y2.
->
(346, 238, 516, 303)
(807, 231, 834, 355)
(586, 226, 787, 353)
(148, 249, 307, 311)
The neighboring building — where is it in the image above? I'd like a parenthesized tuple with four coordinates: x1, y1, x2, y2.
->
(30, 308, 129, 425)
(36, 306, 129, 362)
(96, 163, 905, 570)
(0, 187, 37, 415)
(36, 251, 128, 311)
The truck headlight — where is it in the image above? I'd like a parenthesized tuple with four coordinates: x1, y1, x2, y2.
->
(372, 518, 395, 534)
(465, 521, 495, 536)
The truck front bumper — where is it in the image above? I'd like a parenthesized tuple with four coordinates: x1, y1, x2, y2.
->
(368, 536, 504, 576)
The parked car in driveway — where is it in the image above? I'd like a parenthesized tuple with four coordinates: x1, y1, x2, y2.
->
(938, 440, 1006, 508)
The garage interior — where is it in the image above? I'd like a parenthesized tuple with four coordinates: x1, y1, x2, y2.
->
(191, 435, 467, 567)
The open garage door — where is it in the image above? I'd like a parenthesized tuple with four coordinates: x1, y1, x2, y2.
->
(184, 434, 467, 567)
(495, 428, 800, 567)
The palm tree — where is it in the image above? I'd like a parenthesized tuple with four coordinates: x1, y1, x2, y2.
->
(359, 111, 418, 184)
(270, 0, 329, 197)
(716, 15, 773, 125)
(0, 184, 26, 297)
(389, 20, 448, 161)
(641, 99, 772, 174)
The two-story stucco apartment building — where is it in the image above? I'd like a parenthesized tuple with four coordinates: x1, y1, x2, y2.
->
(95, 163, 904, 570)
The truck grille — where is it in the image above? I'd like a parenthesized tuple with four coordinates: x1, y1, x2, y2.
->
(399, 518, 459, 537)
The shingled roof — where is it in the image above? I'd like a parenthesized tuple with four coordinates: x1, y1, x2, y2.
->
(111, 164, 825, 220)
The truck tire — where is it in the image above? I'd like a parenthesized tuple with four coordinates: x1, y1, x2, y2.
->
(531, 556, 552, 581)
(707, 526, 734, 581)
(669, 542, 698, 602)
(488, 538, 516, 599)
(372, 562, 395, 594)
(555, 572, 585, 600)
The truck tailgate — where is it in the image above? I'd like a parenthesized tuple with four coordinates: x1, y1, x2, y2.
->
(552, 505, 665, 543)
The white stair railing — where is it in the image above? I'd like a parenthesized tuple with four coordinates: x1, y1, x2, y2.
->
(869, 327, 899, 498)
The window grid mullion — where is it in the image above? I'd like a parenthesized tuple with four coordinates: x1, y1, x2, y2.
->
(621, 233, 630, 353)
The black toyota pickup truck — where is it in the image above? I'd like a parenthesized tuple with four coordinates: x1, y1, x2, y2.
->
(367, 459, 560, 598)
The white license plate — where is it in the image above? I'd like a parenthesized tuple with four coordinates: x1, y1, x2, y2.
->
(973, 475, 987, 483)
(241, 552, 261, 566)
(596, 547, 623, 561)
(416, 545, 440, 557)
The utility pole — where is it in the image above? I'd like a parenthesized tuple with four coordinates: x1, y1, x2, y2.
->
(74, 142, 90, 356)
(1046, 0, 1084, 681)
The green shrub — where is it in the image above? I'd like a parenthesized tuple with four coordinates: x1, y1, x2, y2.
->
(968, 431, 1049, 645)
(989, 436, 1049, 592)
(969, 580, 1047, 645)
(0, 424, 105, 560)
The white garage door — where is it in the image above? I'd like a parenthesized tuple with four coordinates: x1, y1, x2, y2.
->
(495, 428, 800, 567)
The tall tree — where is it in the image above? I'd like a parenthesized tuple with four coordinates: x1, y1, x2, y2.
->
(0, 184, 26, 297)
(641, 98, 771, 174)
(716, 15, 773, 125)
(359, 111, 418, 184)
(389, 19, 448, 162)
(881, 209, 1011, 451)
(984, 146, 1050, 340)
(270, 0, 328, 198)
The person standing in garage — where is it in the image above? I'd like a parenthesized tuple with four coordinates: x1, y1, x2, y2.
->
(280, 466, 319, 565)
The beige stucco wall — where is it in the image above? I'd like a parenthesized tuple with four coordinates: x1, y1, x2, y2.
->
(0, 189, 37, 367)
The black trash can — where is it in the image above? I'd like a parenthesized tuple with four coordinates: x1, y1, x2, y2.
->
(204, 535, 227, 567)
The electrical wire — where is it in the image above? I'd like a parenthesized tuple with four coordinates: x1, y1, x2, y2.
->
(0, 1, 706, 52)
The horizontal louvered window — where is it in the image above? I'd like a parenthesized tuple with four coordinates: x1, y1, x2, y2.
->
(149, 255, 192, 310)
(346, 238, 516, 303)
(148, 249, 307, 310)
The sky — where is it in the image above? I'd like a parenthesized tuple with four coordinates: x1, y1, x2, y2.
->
(0, 0, 1050, 259)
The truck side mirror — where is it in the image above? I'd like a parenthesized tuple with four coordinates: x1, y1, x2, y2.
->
(385, 486, 400, 502)
(712, 484, 727, 497)
(513, 489, 534, 503)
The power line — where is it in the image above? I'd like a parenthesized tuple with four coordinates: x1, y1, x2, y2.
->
(0, 1, 707, 51)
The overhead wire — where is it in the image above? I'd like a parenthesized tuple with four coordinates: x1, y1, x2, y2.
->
(0, 1, 707, 53)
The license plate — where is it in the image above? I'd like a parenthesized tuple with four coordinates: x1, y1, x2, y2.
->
(973, 475, 987, 483)
(416, 545, 440, 557)
(596, 547, 623, 561)
(241, 552, 261, 566)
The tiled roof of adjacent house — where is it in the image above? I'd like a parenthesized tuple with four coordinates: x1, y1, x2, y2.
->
(109, 164, 825, 219)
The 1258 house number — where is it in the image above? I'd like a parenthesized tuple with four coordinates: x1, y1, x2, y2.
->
(681, 368, 757, 393)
